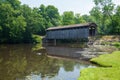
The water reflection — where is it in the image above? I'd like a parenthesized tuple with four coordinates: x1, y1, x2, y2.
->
(0, 44, 91, 80)
(46, 46, 83, 58)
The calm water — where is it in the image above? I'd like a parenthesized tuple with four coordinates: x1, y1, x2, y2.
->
(0, 44, 93, 80)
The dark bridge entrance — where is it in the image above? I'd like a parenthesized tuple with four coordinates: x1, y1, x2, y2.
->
(89, 26, 96, 36)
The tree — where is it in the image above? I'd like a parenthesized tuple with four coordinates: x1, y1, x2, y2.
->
(46, 5, 61, 26)
(0, 3, 26, 43)
(2, 0, 21, 9)
(31, 8, 45, 35)
(39, 4, 61, 28)
(20, 4, 33, 42)
(90, 7, 103, 34)
(39, 4, 51, 29)
(62, 11, 75, 25)
(0, 1, 62, 43)
(112, 6, 120, 34)
(74, 14, 86, 24)
(9, 15, 26, 43)
(82, 15, 93, 22)
(91, 0, 115, 34)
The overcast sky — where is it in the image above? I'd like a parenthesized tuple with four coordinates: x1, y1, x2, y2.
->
(20, 0, 120, 15)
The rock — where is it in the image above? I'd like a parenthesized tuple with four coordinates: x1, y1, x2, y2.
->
(36, 53, 42, 55)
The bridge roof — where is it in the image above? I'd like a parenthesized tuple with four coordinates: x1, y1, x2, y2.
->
(46, 22, 97, 31)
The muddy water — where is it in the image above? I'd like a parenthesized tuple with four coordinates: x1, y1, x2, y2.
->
(0, 44, 94, 80)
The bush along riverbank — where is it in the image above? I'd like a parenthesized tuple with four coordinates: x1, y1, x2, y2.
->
(78, 51, 120, 80)
(32, 34, 43, 44)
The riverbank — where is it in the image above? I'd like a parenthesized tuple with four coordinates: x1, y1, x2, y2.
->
(78, 36, 120, 79)
(93, 35, 120, 49)
(78, 51, 120, 80)
(78, 35, 120, 60)
(64, 35, 120, 60)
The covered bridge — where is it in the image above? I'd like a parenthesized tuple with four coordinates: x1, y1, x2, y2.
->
(45, 23, 97, 40)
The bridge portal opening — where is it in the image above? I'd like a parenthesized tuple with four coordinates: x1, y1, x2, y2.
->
(89, 26, 96, 36)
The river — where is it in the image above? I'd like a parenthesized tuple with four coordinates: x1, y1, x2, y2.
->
(0, 44, 95, 80)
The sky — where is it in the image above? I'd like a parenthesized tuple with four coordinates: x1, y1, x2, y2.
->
(20, 0, 120, 15)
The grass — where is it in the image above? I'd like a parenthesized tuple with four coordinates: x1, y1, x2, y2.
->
(91, 51, 120, 67)
(78, 67, 120, 80)
(78, 51, 120, 80)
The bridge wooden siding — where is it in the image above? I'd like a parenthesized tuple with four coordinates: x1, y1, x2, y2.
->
(45, 23, 97, 40)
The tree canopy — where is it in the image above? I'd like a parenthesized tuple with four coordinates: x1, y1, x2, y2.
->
(0, 0, 120, 43)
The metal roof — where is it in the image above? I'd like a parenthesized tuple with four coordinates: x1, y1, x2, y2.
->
(46, 22, 97, 31)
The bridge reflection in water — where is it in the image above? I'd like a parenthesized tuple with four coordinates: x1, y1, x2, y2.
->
(46, 46, 84, 59)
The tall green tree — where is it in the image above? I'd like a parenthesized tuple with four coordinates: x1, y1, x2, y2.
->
(0, 3, 26, 43)
(39, 4, 61, 28)
(46, 5, 61, 26)
(74, 14, 86, 24)
(20, 4, 33, 42)
(39, 4, 52, 29)
(32, 8, 45, 35)
(112, 6, 120, 34)
(82, 15, 93, 22)
(91, 0, 115, 34)
(6, 0, 21, 9)
(62, 11, 75, 25)
(90, 7, 103, 34)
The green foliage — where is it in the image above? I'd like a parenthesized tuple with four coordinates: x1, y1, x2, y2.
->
(9, 15, 26, 43)
(0, 2, 61, 43)
(39, 4, 61, 29)
(62, 11, 86, 25)
(0, 3, 26, 43)
(112, 6, 120, 34)
(46, 5, 61, 26)
(74, 14, 86, 24)
(0, 0, 120, 43)
(90, 7, 103, 34)
(62, 11, 75, 25)
(112, 42, 120, 49)
(32, 35, 42, 44)
(5, 0, 21, 9)
(82, 15, 93, 22)
(90, 0, 120, 35)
